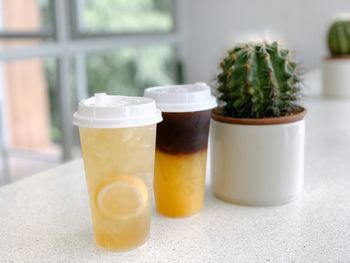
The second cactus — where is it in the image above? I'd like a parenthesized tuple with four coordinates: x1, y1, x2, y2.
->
(328, 20, 350, 56)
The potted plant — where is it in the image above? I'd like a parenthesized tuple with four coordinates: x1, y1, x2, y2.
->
(210, 41, 306, 206)
(323, 16, 350, 98)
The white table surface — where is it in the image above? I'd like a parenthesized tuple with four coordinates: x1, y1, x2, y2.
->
(1, 98, 350, 263)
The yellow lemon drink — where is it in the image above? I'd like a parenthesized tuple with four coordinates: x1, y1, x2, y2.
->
(74, 93, 161, 251)
(144, 84, 216, 218)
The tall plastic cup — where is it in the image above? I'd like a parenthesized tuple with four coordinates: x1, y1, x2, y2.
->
(144, 83, 217, 217)
(73, 93, 162, 251)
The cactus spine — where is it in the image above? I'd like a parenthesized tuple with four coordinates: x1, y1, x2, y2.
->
(217, 41, 301, 118)
(328, 20, 350, 56)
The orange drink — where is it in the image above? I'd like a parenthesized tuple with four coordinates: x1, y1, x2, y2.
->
(145, 84, 216, 217)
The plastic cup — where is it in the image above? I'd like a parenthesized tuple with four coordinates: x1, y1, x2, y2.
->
(144, 83, 217, 217)
(73, 93, 162, 251)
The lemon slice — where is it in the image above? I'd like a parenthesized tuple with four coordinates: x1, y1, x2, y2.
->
(96, 176, 148, 220)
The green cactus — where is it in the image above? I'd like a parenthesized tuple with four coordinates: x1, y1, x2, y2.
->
(216, 41, 301, 118)
(328, 20, 350, 55)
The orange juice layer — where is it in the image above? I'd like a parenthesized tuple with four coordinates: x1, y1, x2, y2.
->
(154, 149, 207, 217)
(79, 125, 156, 251)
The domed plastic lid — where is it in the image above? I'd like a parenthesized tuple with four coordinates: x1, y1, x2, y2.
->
(73, 93, 162, 128)
(144, 83, 217, 112)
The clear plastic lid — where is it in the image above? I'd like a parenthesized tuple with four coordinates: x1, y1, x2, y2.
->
(144, 83, 217, 112)
(73, 93, 162, 128)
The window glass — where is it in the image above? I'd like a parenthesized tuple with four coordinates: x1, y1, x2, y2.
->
(1, 58, 61, 181)
(0, 0, 54, 50)
(78, 0, 173, 34)
(0, 0, 54, 33)
(86, 45, 178, 96)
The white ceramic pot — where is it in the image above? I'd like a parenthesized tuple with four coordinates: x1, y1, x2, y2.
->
(210, 110, 306, 206)
(323, 58, 350, 99)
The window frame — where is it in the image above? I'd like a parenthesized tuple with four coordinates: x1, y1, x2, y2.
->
(0, 0, 184, 184)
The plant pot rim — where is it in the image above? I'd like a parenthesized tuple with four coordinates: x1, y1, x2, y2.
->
(325, 55, 350, 60)
(211, 106, 306, 125)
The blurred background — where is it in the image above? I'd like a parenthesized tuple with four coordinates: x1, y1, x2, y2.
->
(0, 0, 348, 184)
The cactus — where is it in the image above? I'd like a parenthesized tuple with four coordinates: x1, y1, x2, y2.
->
(216, 41, 301, 118)
(328, 20, 350, 55)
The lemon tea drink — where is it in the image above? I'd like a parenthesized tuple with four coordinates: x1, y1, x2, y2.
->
(144, 84, 216, 217)
(73, 93, 161, 251)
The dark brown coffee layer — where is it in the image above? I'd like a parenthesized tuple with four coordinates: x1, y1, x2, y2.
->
(156, 110, 211, 154)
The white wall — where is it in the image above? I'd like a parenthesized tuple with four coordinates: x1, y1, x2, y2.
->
(182, 0, 350, 84)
